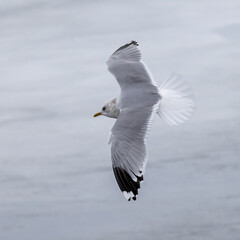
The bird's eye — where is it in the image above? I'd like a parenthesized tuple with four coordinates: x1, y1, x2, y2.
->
(102, 107, 106, 111)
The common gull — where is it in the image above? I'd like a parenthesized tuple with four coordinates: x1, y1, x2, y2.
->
(94, 41, 195, 201)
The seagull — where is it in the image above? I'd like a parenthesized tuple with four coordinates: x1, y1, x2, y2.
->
(93, 41, 195, 201)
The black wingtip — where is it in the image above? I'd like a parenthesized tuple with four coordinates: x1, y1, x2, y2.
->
(113, 40, 139, 54)
(130, 40, 138, 46)
(113, 167, 143, 201)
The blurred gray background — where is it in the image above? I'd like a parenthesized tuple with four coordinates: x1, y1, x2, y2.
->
(1, 0, 240, 239)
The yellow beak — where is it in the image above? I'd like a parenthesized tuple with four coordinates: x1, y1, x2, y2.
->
(93, 112, 102, 117)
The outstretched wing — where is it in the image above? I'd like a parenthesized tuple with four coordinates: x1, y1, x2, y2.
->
(109, 103, 159, 201)
(107, 41, 160, 201)
(107, 41, 157, 89)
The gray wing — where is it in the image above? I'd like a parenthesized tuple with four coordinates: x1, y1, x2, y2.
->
(107, 41, 161, 201)
(107, 41, 157, 89)
(109, 104, 159, 201)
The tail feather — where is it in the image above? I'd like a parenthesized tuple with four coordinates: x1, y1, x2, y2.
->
(158, 73, 195, 125)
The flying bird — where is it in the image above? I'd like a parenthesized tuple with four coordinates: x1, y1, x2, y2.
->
(93, 41, 195, 201)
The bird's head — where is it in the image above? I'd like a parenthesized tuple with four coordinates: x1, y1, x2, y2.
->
(93, 103, 109, 117)
(93, 99, 119, 119)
